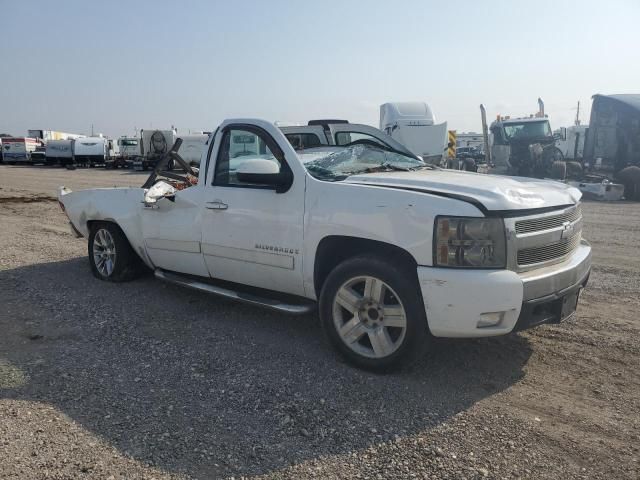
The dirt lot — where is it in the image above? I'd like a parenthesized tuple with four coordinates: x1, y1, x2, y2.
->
(0, 165, 638, 479)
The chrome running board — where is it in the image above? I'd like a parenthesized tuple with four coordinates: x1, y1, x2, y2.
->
(154, 269, 315, 315)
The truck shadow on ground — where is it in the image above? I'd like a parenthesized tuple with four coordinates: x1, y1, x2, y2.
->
(0, 258, 532, 478)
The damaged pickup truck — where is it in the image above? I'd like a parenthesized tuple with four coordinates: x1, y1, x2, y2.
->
(58, 119, 591, 370)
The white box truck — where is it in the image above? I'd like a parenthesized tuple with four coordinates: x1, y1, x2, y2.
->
(2, 137, 39, 164)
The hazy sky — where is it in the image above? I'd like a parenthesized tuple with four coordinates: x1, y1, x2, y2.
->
(1, 0, 639, 138)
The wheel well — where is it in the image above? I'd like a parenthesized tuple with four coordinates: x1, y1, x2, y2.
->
(313, 236, 417, 297)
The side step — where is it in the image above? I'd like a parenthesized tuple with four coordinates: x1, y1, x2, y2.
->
(154, 269, 315, 315)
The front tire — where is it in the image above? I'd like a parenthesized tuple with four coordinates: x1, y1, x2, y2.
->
(319, 255, 429, 371)
(618, 166, 640, 201)
(550, 160, 567, 180)
(88, 222, 143, 282)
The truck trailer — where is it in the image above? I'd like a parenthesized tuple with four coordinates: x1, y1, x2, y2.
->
(2, 137, 39, 164)
(73, 137, 112, 167)
(45, 139, 75, 166)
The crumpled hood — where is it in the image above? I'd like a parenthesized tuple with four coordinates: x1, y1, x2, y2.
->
(344, 169, 582, 212)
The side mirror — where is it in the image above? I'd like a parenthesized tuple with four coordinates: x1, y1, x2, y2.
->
(554, 127, 567, 141)
(236, 159, 292, 192)
(144, 181, 176, 205)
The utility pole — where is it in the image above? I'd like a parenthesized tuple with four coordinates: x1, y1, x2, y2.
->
(575, 101, 581, 126)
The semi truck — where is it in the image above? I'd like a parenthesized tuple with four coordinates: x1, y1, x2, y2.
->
(379, 102, 448, 165)
(106, 136, 139, 169)
(131, 128, 177, 170)
(582, 94, 640, 200)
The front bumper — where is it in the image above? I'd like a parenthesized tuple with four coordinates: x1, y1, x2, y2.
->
(417, 240, 592, 338)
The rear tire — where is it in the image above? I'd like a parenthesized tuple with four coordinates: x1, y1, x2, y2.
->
(550, 161, 567, 180)
(88, 222, 144, 282)
(319, 255, 430, 371)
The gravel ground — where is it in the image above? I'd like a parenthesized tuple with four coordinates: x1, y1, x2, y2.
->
(0, 165, 638, 479)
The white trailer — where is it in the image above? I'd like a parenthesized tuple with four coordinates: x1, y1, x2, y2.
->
(28, 130, 84, 141)
(380, 102, 448, 164)
(2, 137, 39, 164)
(45, 139, 75, 166)
(74, 137, 109, 167)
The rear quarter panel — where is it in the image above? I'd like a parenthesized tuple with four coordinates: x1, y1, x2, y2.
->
(60, 187, 151, 265)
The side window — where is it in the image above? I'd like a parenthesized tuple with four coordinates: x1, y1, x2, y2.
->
(285, 133, 322, 150)
(335, 131, 386, 147)
(214, 128, 282, 187)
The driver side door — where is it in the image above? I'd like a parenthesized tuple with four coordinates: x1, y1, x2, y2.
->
(200, 124, 306, 296)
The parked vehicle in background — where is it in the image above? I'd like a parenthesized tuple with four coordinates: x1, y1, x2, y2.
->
(107, 136, 139, 169)
(583, 94, 640, 200)
(28, 129, 84, 142)
(380, 102, 448, 165)
(74, 136, 113, 167)
(131, 128, 177, 170)
(58, 118, 591, 370)
(45, 139, 75, 166)
(172, 134, 208, 168)
(488, 114, 567, 179)
(555, 125, 588, 160)
(2, 137, 39, 164)
(280, 120, 417, 160)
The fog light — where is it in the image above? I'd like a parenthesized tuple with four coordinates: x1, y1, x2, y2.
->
(477, 312, 505, 328)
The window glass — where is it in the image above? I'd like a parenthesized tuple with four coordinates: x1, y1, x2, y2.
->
(285, 133, 322, 150)
(335, 131, 386, 147)
(214, 129, 281, 186)
(502, 121, 552, 140)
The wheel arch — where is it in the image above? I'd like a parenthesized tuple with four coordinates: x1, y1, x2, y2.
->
(87, 219, 153, 269)
(313, 235, 418, 298)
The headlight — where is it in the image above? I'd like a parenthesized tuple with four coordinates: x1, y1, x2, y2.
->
(434, 216, 506, 268)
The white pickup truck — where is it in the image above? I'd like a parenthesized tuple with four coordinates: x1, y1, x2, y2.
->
(58, 119, 591, 370)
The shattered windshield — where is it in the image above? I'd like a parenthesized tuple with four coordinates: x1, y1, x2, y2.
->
(503, 121, 552, 140)
(300, 145, 427, 181)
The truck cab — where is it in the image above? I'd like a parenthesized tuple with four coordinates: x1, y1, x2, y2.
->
(489, 117, 564, 178)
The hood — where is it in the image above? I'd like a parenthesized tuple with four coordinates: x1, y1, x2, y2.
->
(344, 169, 581, 213)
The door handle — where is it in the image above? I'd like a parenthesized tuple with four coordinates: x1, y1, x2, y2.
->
(206, 200, 228, 210)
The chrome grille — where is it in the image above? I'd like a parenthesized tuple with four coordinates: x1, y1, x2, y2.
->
(517, 234, 581, 266)
(515, 205, 581, 234)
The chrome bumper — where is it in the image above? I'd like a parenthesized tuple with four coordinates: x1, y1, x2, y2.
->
(519, 240, 592, 301)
